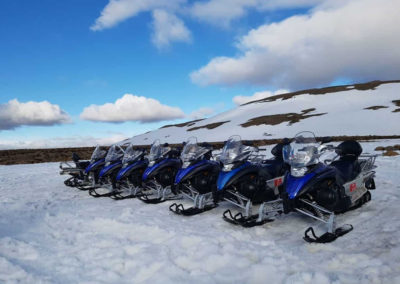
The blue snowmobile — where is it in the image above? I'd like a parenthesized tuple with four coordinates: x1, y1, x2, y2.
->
(216, 135, 290, 227)
(88, 144, 125, 197)
(169, 137, 220, 215)
(60, 145, 107, 190)
(139, 140, 182, 204)
(110, 144, 148, 200)
(254, 131, 377, 243)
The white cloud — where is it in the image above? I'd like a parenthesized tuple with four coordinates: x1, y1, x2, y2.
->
(191, 0, 400, 89)
(90, 0, 184, 31)
(151, 9, 191, 49)
(90, 0, 322, 47)
(80, 94, 185, 123)
(190, 0, 321, 27)
(0, 134, 128, 150)
(189, 107, 215, 120)
(233, 89, 289, 105)
(0, 99, 71, 130)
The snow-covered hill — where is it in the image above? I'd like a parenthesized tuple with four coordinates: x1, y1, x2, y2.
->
(127, 80, 400, 145)
(0, 140, 399, 283)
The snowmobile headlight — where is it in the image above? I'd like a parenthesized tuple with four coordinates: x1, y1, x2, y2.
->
(182, 161, 191, 168)
(222, 163, 235, 172)
(291, 166, 308, 177)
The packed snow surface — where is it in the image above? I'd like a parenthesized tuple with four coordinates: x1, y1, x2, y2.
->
(1, 141, 400, 283)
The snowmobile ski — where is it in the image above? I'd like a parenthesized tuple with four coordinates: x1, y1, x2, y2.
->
(222, 209, 273, 228)
(169, 203, 217, 216)
(303, 224, 353, 243)
(138, 192, 181, 204)
(88, 188, 119, 198)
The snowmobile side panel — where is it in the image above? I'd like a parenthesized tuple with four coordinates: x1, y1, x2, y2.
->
(116, 160, 147, 181)
(175, 160, 219, 184)
(142, 159, 181, 181)
(85, 158, 105, 174)
(216, 162, 257, 191)
(99, 161, 122, 178)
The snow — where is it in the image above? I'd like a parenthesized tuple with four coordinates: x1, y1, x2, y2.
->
(126, 82, 400, 145)
(1, 140, 400, 283)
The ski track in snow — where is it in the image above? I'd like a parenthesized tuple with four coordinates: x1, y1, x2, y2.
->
(0, 141, 399, 284)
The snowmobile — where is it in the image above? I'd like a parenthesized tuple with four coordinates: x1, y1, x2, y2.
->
(216, 136, 290, 227)
(139, 140, 182, 204)
(59, 145, 107, 190)
(253, 131, 377, 243)
(169, 137, 220, 216)
(109, 144, 148, 200)
(88, 144, 125, 198)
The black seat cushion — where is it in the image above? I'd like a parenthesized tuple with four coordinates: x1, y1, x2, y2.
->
(271, 140, 290, 159)
(331, 158, 361, 184)
(260, 159, 287, 178)
(76, 161, 90, 169)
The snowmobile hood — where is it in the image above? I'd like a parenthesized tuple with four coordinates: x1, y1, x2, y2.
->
(216, 162, 250, 191)
(99, 161, 122, 178)
(284, 172, 316, 199)
(174, 160, 218, 184)
(284, 164, 328, 199)
(116, 160, 147, 181)
(85, 158, 105, 174)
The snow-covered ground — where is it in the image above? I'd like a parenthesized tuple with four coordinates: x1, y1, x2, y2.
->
(126, 81, 400, 145)
(0, 140, 399, 284)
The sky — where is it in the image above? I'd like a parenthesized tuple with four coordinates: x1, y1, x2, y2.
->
(0, 0, 399, 149)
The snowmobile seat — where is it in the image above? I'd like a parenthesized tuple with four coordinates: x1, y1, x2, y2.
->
(76, 161, 90, 169)
(260, 159, 286, 178)
(331, 140, 362, 184)
(271, 140, 290, 160)
(331, 157, 361, 184)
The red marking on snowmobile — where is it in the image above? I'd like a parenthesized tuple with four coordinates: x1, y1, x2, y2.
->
(274, 177, 283, 187)
(350, 183, 357, 192)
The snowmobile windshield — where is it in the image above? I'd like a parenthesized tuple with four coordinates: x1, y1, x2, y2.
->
(122, 144, 143, 164)
(219, 135, 254, 165)
(180, 137, 209, 163)
(147, 140, 170, 162)
(105, 145, 124, 163)
(91, 145, 107, 161)
(283, 131, 319, 167)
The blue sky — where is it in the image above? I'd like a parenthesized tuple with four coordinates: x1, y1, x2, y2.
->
(1, 0, 399, 148)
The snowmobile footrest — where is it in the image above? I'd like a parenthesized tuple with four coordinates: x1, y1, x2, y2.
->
(303, 224, 353, 243)
(169, 203, 216, 216)
(222, 209, 273, 228)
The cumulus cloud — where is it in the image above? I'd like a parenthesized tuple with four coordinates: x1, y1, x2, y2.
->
(233, 89, 289, 105)
(190, 0, 321, 27)
(191, 0, 400, 89)
(90, 0, 184, 31)
(80, 94, 185, 123)
(151, 9, 191, 49)
(90, 0, 322, 47)
(0, 99, 71, 130)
